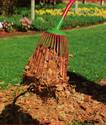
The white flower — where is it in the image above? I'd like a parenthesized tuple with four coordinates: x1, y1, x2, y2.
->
(0, 22, 3, 29)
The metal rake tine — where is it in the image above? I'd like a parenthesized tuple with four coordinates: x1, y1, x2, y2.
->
(62, 36, 65, 78)
(38, 33, 53, 74)
(53, 34, 56, 54)
(36, 34, 49, 73)
(32, 33, 46, 64)
(57, 35, 60, 56)
(36, 32, 53, 73)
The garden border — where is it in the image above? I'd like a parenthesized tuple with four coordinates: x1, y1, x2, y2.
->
(0, 23, 106, 38)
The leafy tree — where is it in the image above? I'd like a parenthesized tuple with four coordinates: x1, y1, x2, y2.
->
(0, 0, 17, 16)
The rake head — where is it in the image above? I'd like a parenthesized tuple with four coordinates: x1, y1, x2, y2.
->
(24, 32, 69, 85)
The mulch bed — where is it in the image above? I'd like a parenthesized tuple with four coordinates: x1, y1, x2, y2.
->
(0, 31, 36, 38)
(0, 23, 105, 38)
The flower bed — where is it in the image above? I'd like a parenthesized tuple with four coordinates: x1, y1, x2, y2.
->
(35, 7, 106, 18)
(33, 7, 106, 30)
(0, 6, 106, 32)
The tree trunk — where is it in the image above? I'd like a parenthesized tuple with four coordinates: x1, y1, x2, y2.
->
(100, 0, 104, 6)
(82, 0, 86, 4)
(31, 0, 35, 21)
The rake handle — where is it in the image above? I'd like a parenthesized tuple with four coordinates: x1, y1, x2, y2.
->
(56, 0, 76, 30)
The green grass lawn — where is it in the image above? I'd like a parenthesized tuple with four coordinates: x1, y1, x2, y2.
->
(0, 24, 106, 87)
(67, 24, 106, 81)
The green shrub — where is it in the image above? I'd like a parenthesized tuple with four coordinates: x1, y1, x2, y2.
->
(31, 14, 106, 31)
(0, 3, 106, 32)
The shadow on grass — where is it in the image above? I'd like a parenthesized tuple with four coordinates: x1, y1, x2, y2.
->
(68, 72, 106, 104)
(23, 71, 106, 104)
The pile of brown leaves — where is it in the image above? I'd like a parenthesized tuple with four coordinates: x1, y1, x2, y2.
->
(0, 83, 106, 125)
(24, 45, 68, 85)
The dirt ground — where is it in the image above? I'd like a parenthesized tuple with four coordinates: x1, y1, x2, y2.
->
(0, 74, 106, 125)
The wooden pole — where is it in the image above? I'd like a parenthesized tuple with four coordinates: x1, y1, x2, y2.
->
(82, 0, 86, 4)
(75, 0, 78, 13)
(100, 0, 104, 6)
(31, 0, 35, 21)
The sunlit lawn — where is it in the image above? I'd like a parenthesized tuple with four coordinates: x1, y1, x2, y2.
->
(0, 24, 106, 87)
